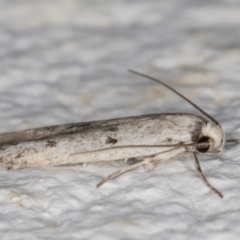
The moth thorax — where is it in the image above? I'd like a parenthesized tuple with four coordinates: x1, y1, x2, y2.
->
(196, 122, 225, 154)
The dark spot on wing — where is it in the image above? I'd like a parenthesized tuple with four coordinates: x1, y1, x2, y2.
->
(46, 140, 57, 147)
(126, 158, 142, 165)
(166, 138, 172, 142)
(105, 137, 118, 145)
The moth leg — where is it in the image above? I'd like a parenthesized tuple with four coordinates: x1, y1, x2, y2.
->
(193, 152, 223, 198)
(97, 160, 147, 188)
(97, 147, 186, 188)
(144, 147, 186, 172)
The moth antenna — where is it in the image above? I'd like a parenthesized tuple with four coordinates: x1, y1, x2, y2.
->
(97, 146, 182, 187)
(193, 152, 223, 198)
(128, 70, 219, 125)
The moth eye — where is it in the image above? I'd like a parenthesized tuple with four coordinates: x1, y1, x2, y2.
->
(196, 136, 210, 153)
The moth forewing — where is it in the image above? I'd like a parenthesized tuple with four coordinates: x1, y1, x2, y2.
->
(0, 113, 206, 168)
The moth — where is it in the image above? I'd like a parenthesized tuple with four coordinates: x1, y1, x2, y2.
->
(0, 70, 238, 198)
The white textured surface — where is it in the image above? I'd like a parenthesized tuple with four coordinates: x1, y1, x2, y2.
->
(1, 1, 240, 239)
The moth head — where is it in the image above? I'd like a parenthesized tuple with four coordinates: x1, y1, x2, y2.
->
(196, 122, 225, 154)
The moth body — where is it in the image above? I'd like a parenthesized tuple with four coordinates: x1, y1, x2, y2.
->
(0, 113, 224, 169)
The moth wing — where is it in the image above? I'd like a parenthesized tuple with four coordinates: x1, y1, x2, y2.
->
(0, 113, 207, 167)
(0, 114, 158, 146)
(0, 113, 206, 146)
